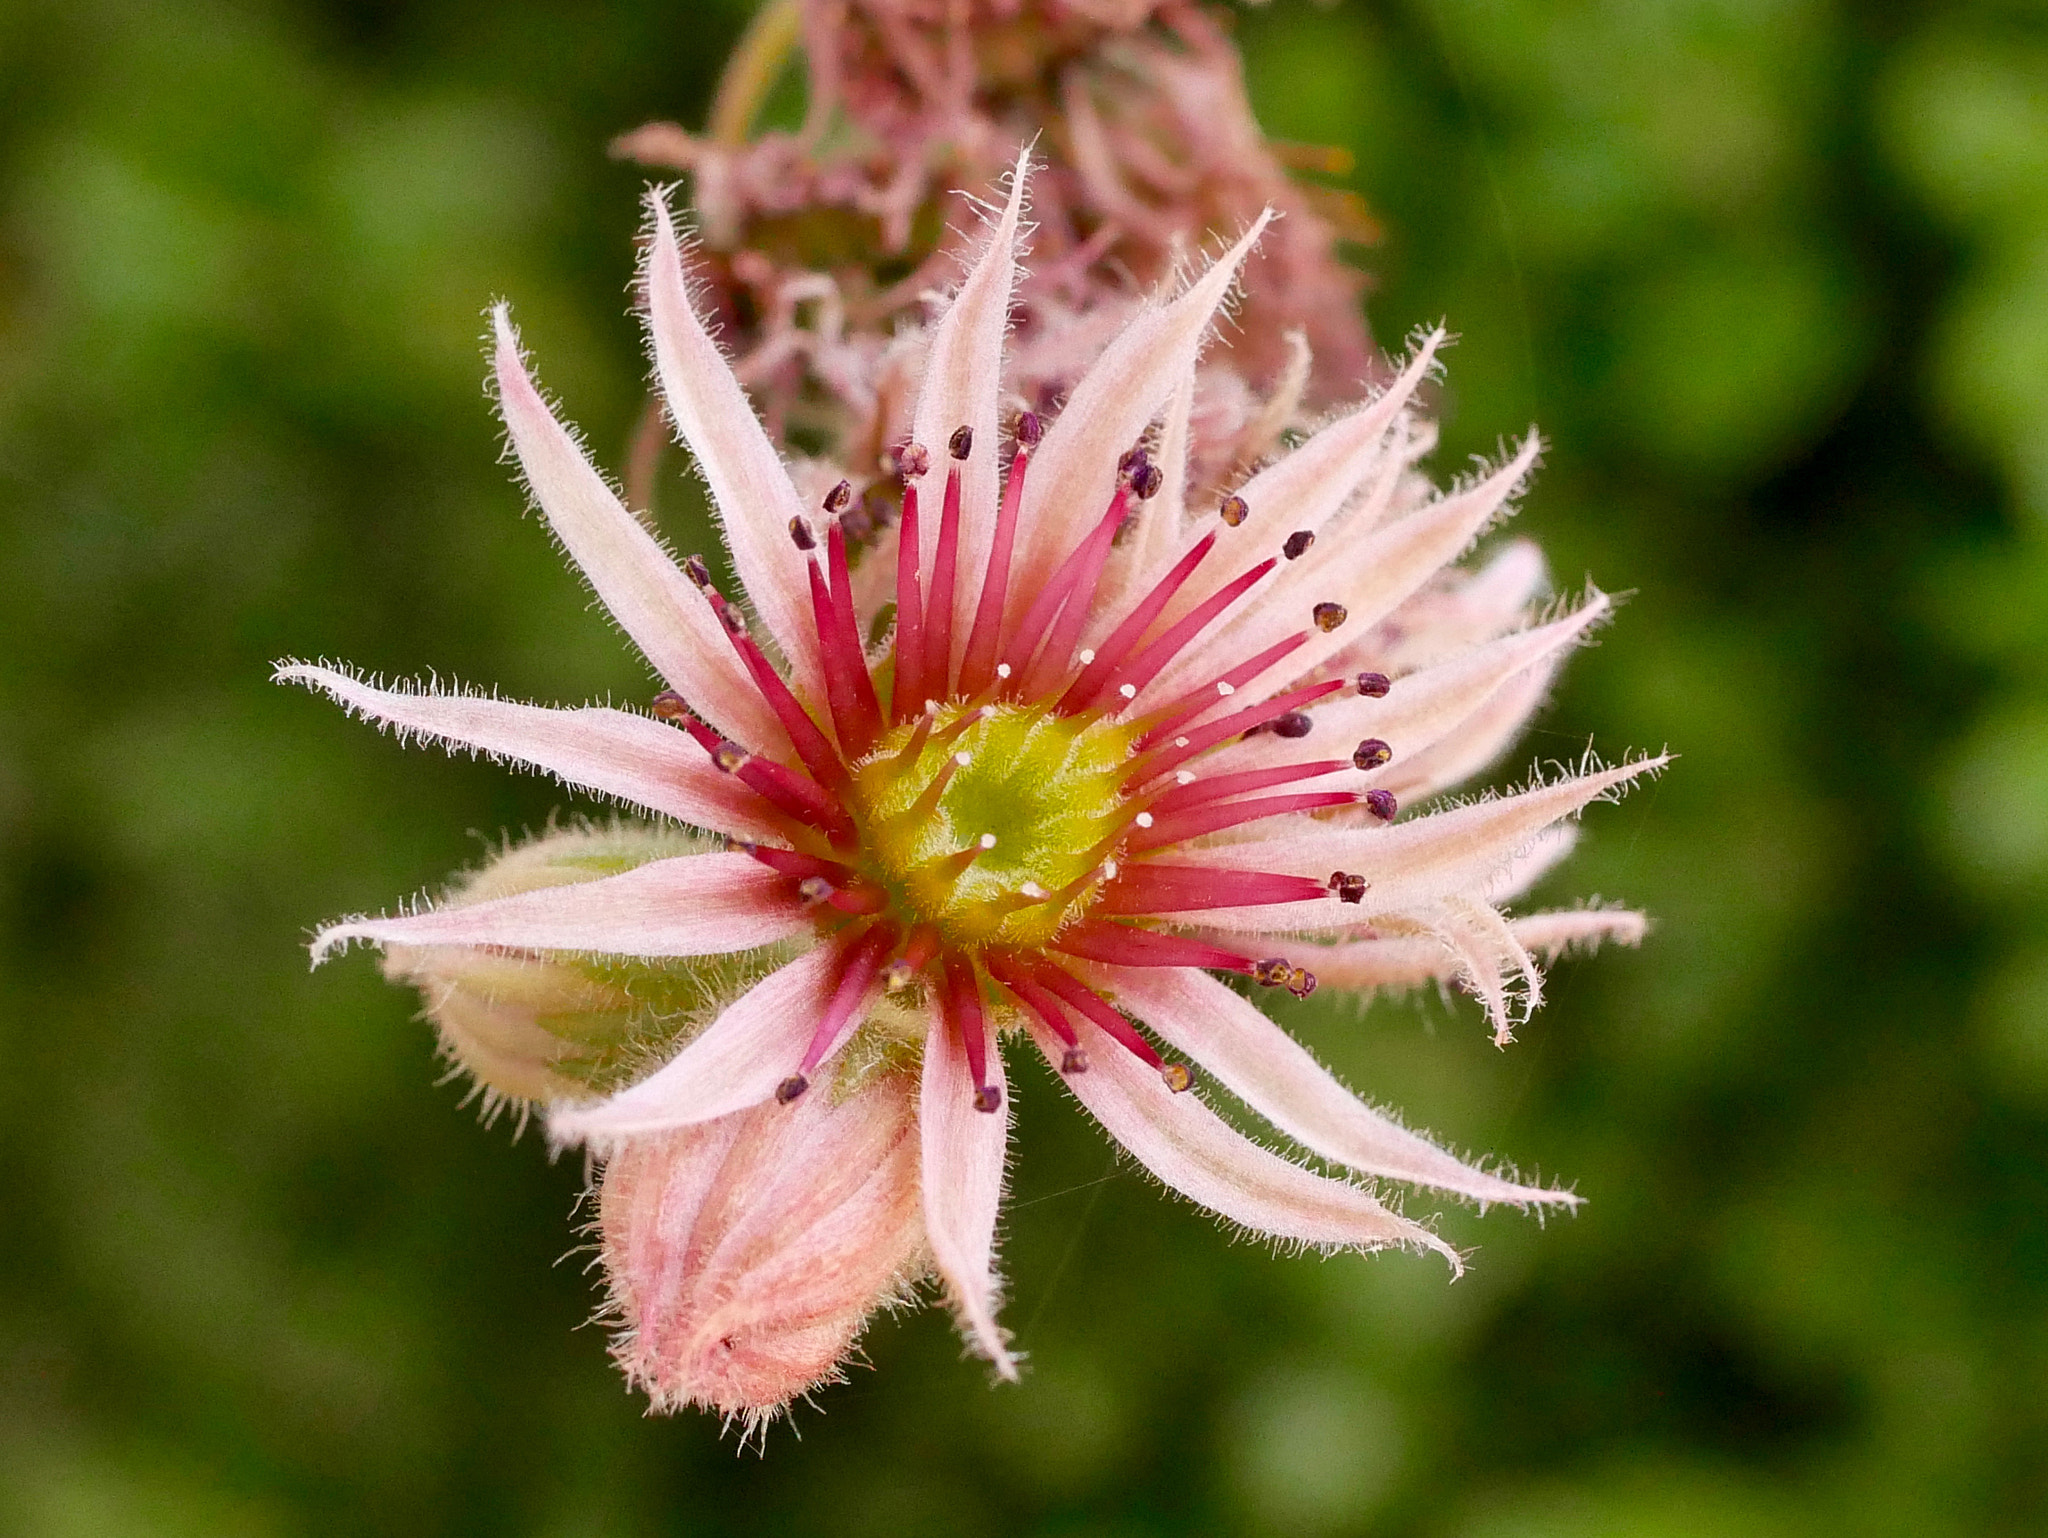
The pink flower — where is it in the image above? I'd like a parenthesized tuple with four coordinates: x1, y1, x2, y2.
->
(285, 159, 1662, 1417)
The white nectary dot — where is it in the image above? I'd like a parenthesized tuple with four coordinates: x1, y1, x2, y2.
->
(1216, 681, 1235, 697)
(995, 663, 1012, 679)
(1175, 771, 1195, 786)
(1135, 812, 1155, 828)
(1174, 736, 1189, 748)
(1077, 649, 1096, 666)
(955, 751, 972, 766)
(1119, 683, 1138, 699)
(978, 833, 997, 850)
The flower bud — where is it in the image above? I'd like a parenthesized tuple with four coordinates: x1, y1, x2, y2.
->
(380, 824, 790, 1104)
(599, 1070, 924, 1420)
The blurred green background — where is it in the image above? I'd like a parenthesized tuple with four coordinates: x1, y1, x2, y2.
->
(3, 0, 2045, 1533)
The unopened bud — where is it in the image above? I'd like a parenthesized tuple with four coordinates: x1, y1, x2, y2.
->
(380, 826, 785, 1103)
(599, 1073, 922, 1418)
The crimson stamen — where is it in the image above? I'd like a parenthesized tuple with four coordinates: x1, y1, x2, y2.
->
(827, 520, 885, 733)
(943, 953, 1001, 1112)
(920, 455, 967, 701)
(1022, 488, 1138, 698)
(721, 616, 848, 792)
(1001, 487, 1130, 687)
(1053, 921, 1254, 974)
(1147, 759, 1347, 812)
(736, 843, 854, 881)
(891, 480, 927, 720)
(786, 925, 896, 1088)
(1094, 865, 1329, 915)
(959, 445, 1031, 693)
(807, 558, 881, 759)
(1094, 556, 1278, 711)
(1027, 964, 1194, 1092)
(1058, 532, 1217, 713)
(1130, 677, 1349, 781)
(1126, 791, 1358, 851)
(1135, 632, 1311, 743)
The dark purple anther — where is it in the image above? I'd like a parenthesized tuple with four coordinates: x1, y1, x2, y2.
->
(1271, 711, 1313, 739)
(1356, 671, 1392, 697)
(1352, 738, 1392, 770)
(682, 553, 712, 589)
(1312, 601, 1348, 632)
(823, 478, 854, 513)
(1132, 462, 1164, 500)
(949, 425, 973, 460)
(788, 516, 817, 551)
(1015, 410, 1044, 447)
(1219, 494, 1249, 527)
(1283, 530, 1315, 560)
(1364, 788, 1398, 821)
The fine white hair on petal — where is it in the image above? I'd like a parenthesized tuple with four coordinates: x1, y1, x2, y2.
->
(1007, 211, 1273, 621)
(1024, 1015, 1459, 1269)
(550, 944, 839, 1143)
(1104, 966, 1578, 1208)
(642, 192, 827, 705)
(918, 1010, 1019, 1379)
(489, 307, 778, 751)
(1483, 824, 1581, 904)
(1156, 435, 1543, 702)
(1310, 906, 1648, 993)
(1182, 753, 1670, 930)
(1372, 537, 1550, 675)
(274, 662, 777, 841)
(909, 147, 1033, 673)
(310, 851, 804, 965)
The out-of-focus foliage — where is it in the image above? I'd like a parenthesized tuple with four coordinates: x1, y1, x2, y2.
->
(0, 1, 2040, 1535)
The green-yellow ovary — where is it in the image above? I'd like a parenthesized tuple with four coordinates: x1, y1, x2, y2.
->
(848, 703, 1139, 948)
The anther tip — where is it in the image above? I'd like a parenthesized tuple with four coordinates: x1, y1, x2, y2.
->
(650, 690, 689, 721)
(823, 478, 853, 513)
(1014, 410, 1043, 447)
(775, 1074, 810, 1104)
(972, 1084, 1003, 1113)
(1356, 671, 1392, 697)
(711, 741, 749, 773)
(1060, 1047, 1090, 1075)
(1283, 530, 1315, 561)
(798, 875, 835, 904)
(900, 442, 931, 478)
(948, 425, 973, 460)
(1160, 1063, 1195, 1093)
(1271, 710, 1313, 739)
(1312, 601, 1348, 632)
(1219, 494, 1249, 527)
(1132, 462, 1164, 499)
(788, 515, 817, 551)
(1364, 788, 1399, 821)
(682, 553, 713, 588)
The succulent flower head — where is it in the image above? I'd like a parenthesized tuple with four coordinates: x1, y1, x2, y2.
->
(285, 156, 1661, 1419)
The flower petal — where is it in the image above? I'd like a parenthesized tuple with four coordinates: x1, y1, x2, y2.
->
(1009, 214, 1271, 618)
(910, 150, 1031, 671)
(1157, 436, 1541, 701)
(643, 195, 825, 700)
(1377, 660, 1556, 802)
(491, 308, 775, 748)
(1106, 966, 1574, 1206)
(919, 1009, 1018, 1379)
(276, 663, 775, 840)
(550, 944, 837, 1138)
(1183, 754, 1670, 931)
(1024, 1014, 1456, 1264)
(311, 851, 804, 963)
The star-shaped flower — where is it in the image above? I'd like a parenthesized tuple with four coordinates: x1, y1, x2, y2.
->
(286, 159, 1662, 1423)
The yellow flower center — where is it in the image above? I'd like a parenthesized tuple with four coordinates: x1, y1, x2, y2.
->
(847, 702, 1137, 948)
